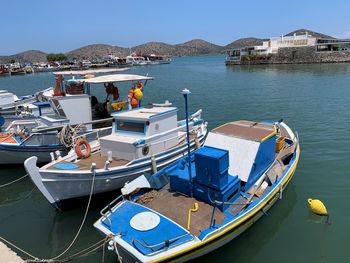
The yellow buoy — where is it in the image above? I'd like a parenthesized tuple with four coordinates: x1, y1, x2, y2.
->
(307, 198, 328, 216)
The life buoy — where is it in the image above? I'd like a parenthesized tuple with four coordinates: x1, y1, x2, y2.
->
(75, 138, 91, 159)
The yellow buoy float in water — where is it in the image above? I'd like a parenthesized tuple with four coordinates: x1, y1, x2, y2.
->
(307, 198, 331, 224)
(308, 198, 327, 216)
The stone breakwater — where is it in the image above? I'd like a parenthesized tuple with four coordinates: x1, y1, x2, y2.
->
(226, 46, 350, 65)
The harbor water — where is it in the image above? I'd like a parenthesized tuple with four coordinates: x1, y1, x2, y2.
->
(0, 55, 349, 262)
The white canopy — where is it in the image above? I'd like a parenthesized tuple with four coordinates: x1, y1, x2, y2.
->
(53, 68, 129, 76)
(84, 74, 154, 84)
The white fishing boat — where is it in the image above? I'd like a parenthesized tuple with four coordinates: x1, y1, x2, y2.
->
(24, 106, 207, 209)
(0, 68, 128, 126)
(93, 90, 300, 263)
(126, 55, 148, 66)
(1, 72, 152, 164)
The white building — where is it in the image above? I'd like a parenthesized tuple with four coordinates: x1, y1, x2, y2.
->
(226, 32, 350, 62)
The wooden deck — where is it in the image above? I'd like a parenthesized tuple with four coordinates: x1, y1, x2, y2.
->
(49, 153, 129, 170)
(137, 189, 224, 236)
(213, 121, 276, 142)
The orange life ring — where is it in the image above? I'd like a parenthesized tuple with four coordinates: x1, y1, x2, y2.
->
(75, 138, 91, 159)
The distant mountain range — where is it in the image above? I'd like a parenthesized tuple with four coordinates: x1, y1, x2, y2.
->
(0, 29, 335, 63)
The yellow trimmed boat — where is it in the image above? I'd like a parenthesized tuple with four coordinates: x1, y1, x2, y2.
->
(94, 119, 300, 262)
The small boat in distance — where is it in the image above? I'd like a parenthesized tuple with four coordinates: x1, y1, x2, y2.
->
(24, 106, 207, 209)
(93, 91, 300, 262)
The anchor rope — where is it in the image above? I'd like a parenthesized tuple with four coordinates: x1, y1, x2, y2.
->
(0, 174, 28, 188)
(58, 124, 86, 148)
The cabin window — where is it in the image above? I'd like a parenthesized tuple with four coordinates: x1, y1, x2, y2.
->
(116, 121, 145, 133)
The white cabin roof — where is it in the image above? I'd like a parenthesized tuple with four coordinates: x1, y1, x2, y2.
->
(111, 107, 177, 121)
(53, 68, 129, 76)
(84, 74, 153, 84)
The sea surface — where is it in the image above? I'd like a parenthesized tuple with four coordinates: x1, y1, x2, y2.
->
(0, 55, 349, 262)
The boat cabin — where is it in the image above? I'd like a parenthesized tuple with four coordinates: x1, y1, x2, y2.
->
(39, 72, 153, 128)
(100, 107, 178, 161)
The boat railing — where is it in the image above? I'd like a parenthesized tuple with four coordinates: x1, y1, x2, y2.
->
(132, 232, 194, 255)
(72, 126, 112, 144)
(100, 195, 124, 226)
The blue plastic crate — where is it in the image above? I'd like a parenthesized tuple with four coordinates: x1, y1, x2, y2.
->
(194, 146, 229, 190)
(193, 175, 241, 211)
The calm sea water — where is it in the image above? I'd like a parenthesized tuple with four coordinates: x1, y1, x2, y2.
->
(0, 55, 349, 262)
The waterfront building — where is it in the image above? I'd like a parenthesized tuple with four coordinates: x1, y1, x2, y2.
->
(226, 31, 350, 64)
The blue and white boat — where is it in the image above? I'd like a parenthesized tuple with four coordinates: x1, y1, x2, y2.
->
(93, 91, 300, 262)
(24, 105, 207, 209)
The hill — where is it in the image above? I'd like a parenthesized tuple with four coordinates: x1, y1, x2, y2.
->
(132, 39, 222, 56)
(0, 28, 340, 63)
(285, 28, 335, 39)
(224, 37, 267, 50)
(174, 39, 223, 56)
(66, 44, 129, 60)
(0, 50, 47, 64)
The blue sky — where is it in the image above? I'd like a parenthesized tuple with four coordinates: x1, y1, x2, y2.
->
(1, 0, 349, 55)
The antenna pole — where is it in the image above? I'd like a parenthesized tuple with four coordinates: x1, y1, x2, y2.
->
(182, 88, 193, 196)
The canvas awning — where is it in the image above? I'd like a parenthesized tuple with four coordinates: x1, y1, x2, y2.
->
(53, 68, 129, 76)
(84, 74, 154, 84)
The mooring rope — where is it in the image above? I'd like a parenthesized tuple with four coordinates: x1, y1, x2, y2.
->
(0, 169, 114, 262)
(49, 168, 97, 261)
(0, 187, 35, 208)
(0, 174, 28, 188)
(0, 236, 38, 260)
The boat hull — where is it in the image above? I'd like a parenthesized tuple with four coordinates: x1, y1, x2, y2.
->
(25, 133, 207, 208)
(0, 144, 66, 165)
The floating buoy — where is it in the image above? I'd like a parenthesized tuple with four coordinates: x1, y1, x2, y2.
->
(307, 198, 331, 224)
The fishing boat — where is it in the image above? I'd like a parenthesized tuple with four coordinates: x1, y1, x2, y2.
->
(0, 68, 126, 123)
(93, 90, 300, 262)
(1, 72, 152, 164)
(24, 105, 207, 209)
(126, 55, 148, 66)
(0, 65, 10, 76)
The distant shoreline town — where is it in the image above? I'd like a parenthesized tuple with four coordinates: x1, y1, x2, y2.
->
(1, 29, 350, 71)
(225, 30, 350, 65)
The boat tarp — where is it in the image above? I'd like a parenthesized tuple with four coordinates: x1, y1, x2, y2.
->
(84, 74, 154, 84)
(53, 68, 129, 76)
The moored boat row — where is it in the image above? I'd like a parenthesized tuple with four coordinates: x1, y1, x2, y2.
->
(1, 69, 300, 262)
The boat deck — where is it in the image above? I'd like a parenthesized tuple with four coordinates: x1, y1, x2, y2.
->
(213, 121, 276, 142)
(136, 189, 225, 236)
(49, 153, 129, 170)
(48, 133, 198, 171)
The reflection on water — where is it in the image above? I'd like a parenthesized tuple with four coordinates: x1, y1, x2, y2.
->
(193, 183, 297, 263)
(226, 62, 350, 75)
